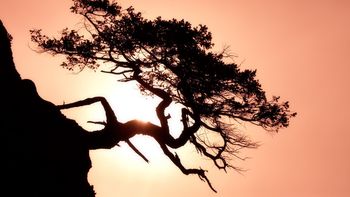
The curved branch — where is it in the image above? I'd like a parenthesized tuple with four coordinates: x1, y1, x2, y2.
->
(57, 97, 148, 162)
(133, 70, 172, 131)
(190, 134, 232, 171)
(158, 143, 217, 192)
(166, 108, 201, 148)
(58, 96, 117, 124)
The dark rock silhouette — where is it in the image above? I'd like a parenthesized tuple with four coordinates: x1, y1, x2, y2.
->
(1, 21, 95, 197)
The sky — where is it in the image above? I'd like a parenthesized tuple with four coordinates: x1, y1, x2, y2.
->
(1, 0, 350, 196)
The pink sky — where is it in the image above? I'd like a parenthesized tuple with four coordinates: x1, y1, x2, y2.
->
(1, 0, 350, 196)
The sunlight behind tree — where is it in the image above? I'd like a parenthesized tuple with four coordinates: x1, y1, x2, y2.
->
(30, 0, 296, 192)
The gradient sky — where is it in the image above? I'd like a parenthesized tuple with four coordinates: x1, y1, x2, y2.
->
(1, 0, 350, 197)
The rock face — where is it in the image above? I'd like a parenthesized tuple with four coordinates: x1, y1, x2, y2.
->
(1, 21, 95, 197)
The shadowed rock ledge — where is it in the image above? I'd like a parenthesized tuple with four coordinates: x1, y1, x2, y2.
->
(1, 20, 95, 197)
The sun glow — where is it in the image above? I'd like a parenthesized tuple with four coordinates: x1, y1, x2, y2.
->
(60, 73, 185, 165)
(63, 79, 182, 161)
(105, 81, 185, 162)
(108, 84, 160, 124)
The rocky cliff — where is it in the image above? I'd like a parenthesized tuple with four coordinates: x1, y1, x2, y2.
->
(1, 21, 95, 197)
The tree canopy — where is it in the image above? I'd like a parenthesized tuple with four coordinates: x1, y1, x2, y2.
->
(30, 0, 296, 192)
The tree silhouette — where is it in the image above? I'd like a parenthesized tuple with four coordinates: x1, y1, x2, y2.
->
(29, 0, 296, 194)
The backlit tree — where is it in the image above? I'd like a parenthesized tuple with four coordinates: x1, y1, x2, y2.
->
(30, 0, 296, 192)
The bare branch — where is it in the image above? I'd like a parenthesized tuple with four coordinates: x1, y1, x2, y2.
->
(158, 143, 217, 193)
(125, 139, 149, 163)
(58, 97, 148, 162)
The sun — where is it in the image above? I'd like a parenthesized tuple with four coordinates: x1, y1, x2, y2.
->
(107, 82, 161, 124)
(105, 82, 184, 162)
(60, 79, 184, 163)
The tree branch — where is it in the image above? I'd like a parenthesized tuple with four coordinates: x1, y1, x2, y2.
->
(158, 143, 217, 192)
(57, 97, 148, 162)
(133, 70, 172, 132)
(57, 96, 218, 191)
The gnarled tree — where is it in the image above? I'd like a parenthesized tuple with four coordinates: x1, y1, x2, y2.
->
(31, 0, 296, 193)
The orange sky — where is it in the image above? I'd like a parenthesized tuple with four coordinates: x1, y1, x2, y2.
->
(1, 0, 350, 196)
